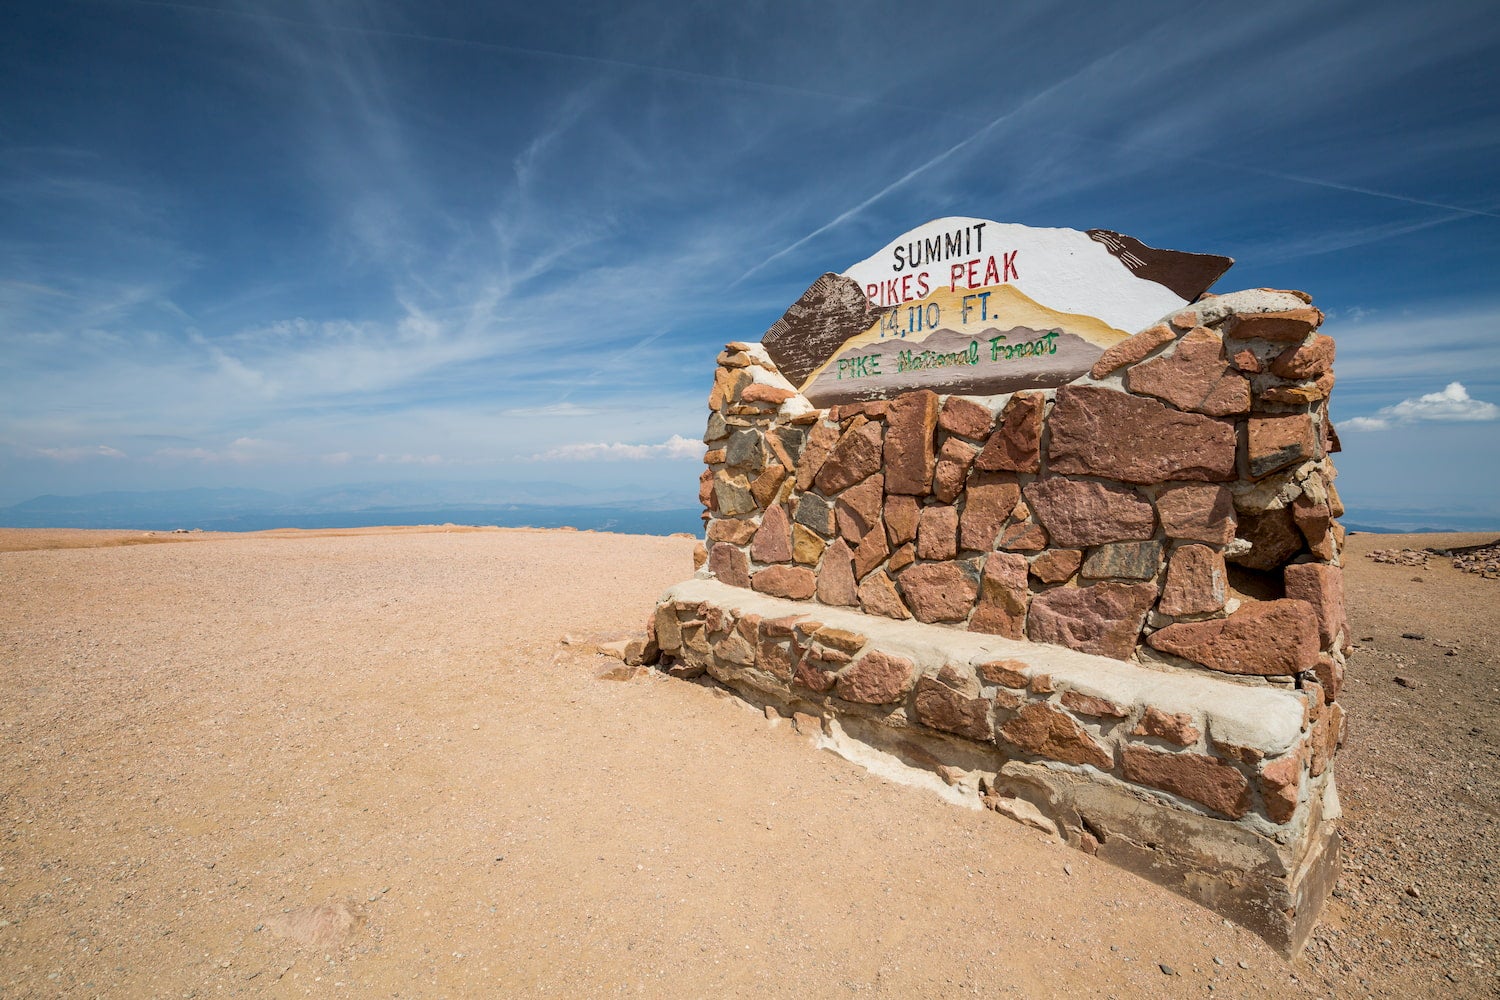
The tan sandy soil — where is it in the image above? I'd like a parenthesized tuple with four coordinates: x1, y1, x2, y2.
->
(0, 525, 1494, 997)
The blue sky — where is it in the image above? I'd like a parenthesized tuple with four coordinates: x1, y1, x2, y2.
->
(2, 0, 1498, 525)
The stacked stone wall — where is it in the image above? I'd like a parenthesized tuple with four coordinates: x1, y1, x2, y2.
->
(647, 287, 1347, 954)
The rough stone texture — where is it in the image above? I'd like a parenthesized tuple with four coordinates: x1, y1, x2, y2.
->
(876, 542, 906, 575)
(1270, 335, 1335, 381)
(1313, 653, 1344, 703)
(692, 543, 707, 570)
(834, 474, 884, 543)
(750, 463, 787, 509)
(932, 437, 979, 503)
(712, 367, 751, 409)
(838, 400, 889, 422)
(884, 390, 940, 496)
(1126, 328, 1252, 417)
(1026, 581, 1159, 660)
(1310, 702, 1343, 778)
(958, 474, 1021, 551)
(1048, 386, 1237, 483)
(857, 570, 910, 620)
(887, 542, 915, 573)
(1121, 745, 1252, 818)
(998, 520, 1049, 552)
(897, 561, 979, 624)
(699, 469, 716, 511)
(815, 419, 885, 494)
(1024, 478, 1156, 548)
(1000, 702, 1112, 769)
(969, 551, 1029, 639)
(1229, 348, 1263, 374)
(792, 523, 826, 565)
(916, 505, 959, 561)
(1155, 483, 1237, 545)
(768, 425, 806, 468)
(816, 539, 858, 607)
(792, 653, 838, 693)
(814, 626, 867, 654)
(1159, 544, 1228, 616)
(1029, 548, 1083, 584)
(1230, 507, 1304, 571)
(1147, 599, 1320, 676)
(975, 391, 1046, 473)
(751, 565, 817, 600)
(793, 492, 834, 537)
(1247, 414, 1319, 480)
(978, 659, 1029, 688)
(1223, 306, 1324, 342)
(835, 649, 915, 704)
(749, 504, 793, 563)
(1133, 707, 1201, 747)
(755, 635, 793, 680)
(713, 629, 756, 666)
(1283, 562, 1349, 650)
(1260, 751, 1304, 825)
(1291, 492, 1335, 561)
(1259, 371, 1335, 406)
(1060, 690, 1127, 719)
(740, 383, 796, 404)
(1088, 322, 1176, 379)
(655, 604, 684, 653)
(709, 543, 750, 589)
(704, 409, 729, 443)
(794, 419, 842, 491)
(1081, 541, 1162, 581)
(852, 524, 890, 580)
(938, 396, 994, 440)
(912, 675, 993, 741)
(707, 518, 758, 545)
(714, 471, 757, 516)
(884, 495, 920, 546)
(725, 428, 766, 474)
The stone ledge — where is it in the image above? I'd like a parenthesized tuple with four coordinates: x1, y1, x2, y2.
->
(652, 576, 1338, 957)
(665, 577, 1304, 757)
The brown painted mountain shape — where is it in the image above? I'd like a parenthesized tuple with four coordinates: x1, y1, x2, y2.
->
(762, 273, 896, 386)
(1086, 230, 1233, 302)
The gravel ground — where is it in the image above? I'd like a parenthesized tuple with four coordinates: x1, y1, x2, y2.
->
(0, 525, 1494, 998)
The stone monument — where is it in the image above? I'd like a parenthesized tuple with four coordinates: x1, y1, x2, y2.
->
(633, 217, 1346, 957)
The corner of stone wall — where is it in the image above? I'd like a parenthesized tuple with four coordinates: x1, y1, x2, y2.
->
(655, 290, 1347, 955)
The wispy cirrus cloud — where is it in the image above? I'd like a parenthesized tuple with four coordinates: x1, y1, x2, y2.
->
(32, 444, 127, 462)
(1342, 382, 1499, 432)
(498, 402, 599, 418)
(4, 1, 1499, 515)
(530, 435, 706, 462)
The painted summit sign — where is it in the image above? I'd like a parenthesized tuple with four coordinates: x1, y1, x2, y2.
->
(762, 218, 1233, 407)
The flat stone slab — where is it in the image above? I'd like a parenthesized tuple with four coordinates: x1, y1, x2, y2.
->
(664, 577, 1304, 757)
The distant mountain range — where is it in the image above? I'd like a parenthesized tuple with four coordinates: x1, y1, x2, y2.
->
(0, 482, 704, 536)
(1343, 508, 1500, 535)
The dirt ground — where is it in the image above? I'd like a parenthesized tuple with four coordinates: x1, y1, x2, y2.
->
(0, 525, 1494, 998)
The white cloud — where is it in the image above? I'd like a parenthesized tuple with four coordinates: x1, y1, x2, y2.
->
(148, 437, 285, 464)
(376, 453, 444, 465)
(1340, 382, 1499, 432)
(532, 434, 706, 462)
(33, 444, 126, 461)
(499, 402, 599, 418)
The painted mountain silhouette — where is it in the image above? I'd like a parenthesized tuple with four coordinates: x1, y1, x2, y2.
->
(761, 273, 896, 386)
